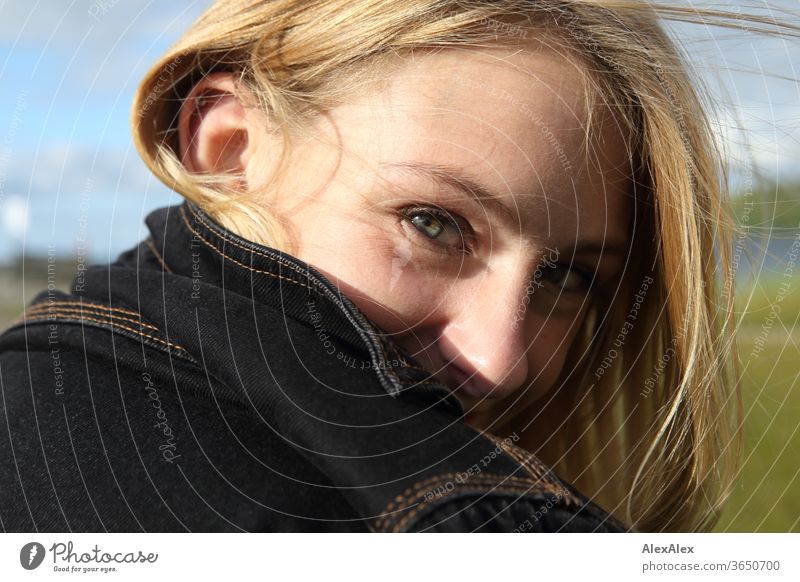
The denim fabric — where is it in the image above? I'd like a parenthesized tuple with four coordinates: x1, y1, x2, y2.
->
(0, 201, 626, 532)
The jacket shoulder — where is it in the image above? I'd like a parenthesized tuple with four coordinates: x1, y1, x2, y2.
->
(0, 306, 366, 532)
(1, 287, 197, 364)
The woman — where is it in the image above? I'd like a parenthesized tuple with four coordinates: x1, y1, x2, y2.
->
(0, 0, 789, 532)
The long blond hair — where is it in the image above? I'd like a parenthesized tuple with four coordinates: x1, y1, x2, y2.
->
(131, 0, 798, 531)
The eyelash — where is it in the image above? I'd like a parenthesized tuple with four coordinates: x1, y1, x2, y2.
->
(398, 204, 475, 255)
(538, 262, 595, 294)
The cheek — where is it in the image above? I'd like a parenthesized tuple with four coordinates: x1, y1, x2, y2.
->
(297, 221, 448, 332)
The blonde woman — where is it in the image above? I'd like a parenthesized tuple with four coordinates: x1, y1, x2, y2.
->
(0, 0, 794, 532)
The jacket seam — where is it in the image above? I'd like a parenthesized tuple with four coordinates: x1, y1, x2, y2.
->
(18, 313, 191, 356)
(483, 432, 550, 482)
(14, 301, 196, 363)
(374, 471, 576, 532)
(392, 484, 568, 533)
(375, 471, 537, 529)
(22, 304, 162, 334)
(144, 237, 173, 273)
(374, 472, 577, 532)
(21, 299, 152, 322)
(482, 434, 628, 531)
(180, 205, 323, 295)
(181, 204, 410, 394)
(188, 203, 334, 287)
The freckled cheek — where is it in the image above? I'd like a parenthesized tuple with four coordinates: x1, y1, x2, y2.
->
(301, 217, 394, 278)
(315, 226, 450, 331)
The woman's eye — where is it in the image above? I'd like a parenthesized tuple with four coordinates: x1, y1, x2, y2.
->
(539, 263, 594, 294)
(400, 206, 472, 253)
(411, 212, 444, 238)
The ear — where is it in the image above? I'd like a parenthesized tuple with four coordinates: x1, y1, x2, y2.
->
(178, 72, 260, 177)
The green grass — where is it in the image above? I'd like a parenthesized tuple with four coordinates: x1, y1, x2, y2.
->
(713, 276, 800, 532)
(735, 275, 800, 329)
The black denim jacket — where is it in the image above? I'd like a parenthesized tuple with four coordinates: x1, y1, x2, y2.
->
(0, 201, 625, 532)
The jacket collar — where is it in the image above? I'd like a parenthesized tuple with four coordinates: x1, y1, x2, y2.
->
(142, 200, 464, 414)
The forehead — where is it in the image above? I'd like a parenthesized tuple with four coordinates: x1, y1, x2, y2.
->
(338, 43, 633, 246)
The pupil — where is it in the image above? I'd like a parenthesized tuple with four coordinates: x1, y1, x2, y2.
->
(412, 213, 443, 238)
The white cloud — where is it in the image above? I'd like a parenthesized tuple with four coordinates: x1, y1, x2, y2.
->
(711, 104, 800, 187)
(1, 194, 29, 239)
(17, 144, 161, 199)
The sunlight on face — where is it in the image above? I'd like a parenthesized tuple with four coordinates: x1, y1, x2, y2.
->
(254, 43, 633, 429)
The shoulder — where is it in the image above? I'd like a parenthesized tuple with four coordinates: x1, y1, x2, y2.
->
(0, 291, 358, 532)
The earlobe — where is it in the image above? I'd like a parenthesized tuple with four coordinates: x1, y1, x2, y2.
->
(177, 73, 254, 177)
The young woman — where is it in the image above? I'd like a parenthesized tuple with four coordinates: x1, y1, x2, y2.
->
(0, 0, 793, 532)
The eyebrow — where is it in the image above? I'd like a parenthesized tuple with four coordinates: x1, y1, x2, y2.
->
(382, 160, 630, 258)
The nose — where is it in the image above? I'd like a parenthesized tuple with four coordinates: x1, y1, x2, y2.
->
(433, 270, 532, 400)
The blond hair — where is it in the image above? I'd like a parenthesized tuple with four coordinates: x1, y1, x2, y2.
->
(131, 0, 799, 531)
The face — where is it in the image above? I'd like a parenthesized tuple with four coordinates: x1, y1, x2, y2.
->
(183, 42, 633, 431)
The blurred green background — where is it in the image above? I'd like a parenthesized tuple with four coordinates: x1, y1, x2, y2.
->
(718, 296, 800, 532)
(712, 187, 800, 531)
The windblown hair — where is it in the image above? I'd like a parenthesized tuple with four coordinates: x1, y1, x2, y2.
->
(131, 0, 798, 532)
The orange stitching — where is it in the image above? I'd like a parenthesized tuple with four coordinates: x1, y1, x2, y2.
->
(505, 443, 550, 481)
(23, 304, 160, 333)
(189, 204, 319, 283)
(374, 443, 582, 532)
(23, 312, 189, 354)
(485, 434, 583, 508)
(180, 206, 321, 295)
(21, 313, 190, 355)
(484, 433, 547, 481)
(11, 300, 144, 328)
(491, 438, 582, 507)
(25, 299, 147, 321)
(374, 472, 548, 532)
(374, 475, 510, 531)
(378, 473, 573, 533)
(145, 237, 173, 273)
(390, 481, 566, 533)
(390, 483, 552, 533)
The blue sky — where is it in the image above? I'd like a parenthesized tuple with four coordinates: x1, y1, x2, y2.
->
(0, 0, 798, 264)
(0, 0, 212, 264)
